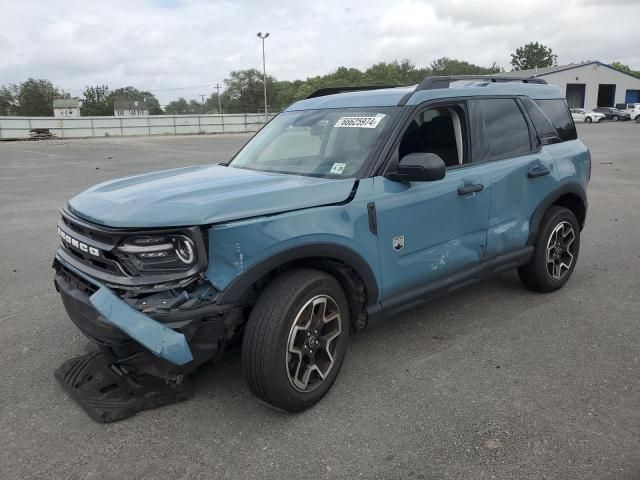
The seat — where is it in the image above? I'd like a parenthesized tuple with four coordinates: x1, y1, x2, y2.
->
(419, 116, 459, 167)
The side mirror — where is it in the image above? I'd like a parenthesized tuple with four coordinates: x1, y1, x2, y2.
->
(388, 152, 446, 182)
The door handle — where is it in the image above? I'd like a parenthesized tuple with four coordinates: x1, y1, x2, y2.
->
(527, 166, 550, 178)
(458, 183, 484, 195)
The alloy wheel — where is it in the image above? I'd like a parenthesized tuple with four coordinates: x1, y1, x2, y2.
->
(286, 295, 342, 392)
(546, 221, 576, 280)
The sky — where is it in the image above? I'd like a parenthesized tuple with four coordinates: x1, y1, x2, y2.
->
(1, 0, 639, 106)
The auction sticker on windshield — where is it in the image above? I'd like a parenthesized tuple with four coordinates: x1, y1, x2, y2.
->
(334, 114, 385, 128)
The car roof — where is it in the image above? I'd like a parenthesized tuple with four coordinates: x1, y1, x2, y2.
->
(285, 82, 564, 112)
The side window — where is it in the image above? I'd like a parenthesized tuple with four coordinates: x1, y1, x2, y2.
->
(521, 96, 559, 144)
(534, 99, 577, 141)
(398, 104, 467, 168)
(477, 98, 531, 159)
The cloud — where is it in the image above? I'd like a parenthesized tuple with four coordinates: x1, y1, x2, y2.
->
(0, 0, 638, 105)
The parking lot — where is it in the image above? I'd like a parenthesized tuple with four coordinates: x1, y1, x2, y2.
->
(1, 123, 639, 479)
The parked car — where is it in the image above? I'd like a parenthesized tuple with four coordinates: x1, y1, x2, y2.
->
(592, 107, 630, 121)
(570, 108, 605, 123)
(53, 76, 590, 419)
(615, 103, 640, 123)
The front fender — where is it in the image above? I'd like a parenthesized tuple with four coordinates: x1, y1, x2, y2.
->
(204, 196, 381, 305)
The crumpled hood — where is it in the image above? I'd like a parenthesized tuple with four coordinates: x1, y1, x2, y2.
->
(68, 165, 355, 227)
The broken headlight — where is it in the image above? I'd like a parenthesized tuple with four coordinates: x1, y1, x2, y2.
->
(116, 234, 199, 275)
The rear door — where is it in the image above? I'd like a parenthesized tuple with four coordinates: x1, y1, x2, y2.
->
(469, 97, 558, 258)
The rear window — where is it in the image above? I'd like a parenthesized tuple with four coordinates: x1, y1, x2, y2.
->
(478, 98, 531, 158)
(534, 99, 577, 142)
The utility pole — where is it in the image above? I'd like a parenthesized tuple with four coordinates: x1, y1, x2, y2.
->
(215, 83, 222, 114)
(199, 94, 206, 113)
(256, 32, 270, 122)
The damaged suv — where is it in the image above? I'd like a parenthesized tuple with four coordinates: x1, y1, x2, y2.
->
(54, 76, 589, 419)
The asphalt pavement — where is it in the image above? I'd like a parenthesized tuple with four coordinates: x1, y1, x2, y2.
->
(0, 124, 638, 479)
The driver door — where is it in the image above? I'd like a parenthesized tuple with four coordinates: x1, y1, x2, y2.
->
(373, 103, 492, 301)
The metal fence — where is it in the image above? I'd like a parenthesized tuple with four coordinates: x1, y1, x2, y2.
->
(0, 113, 277, 140)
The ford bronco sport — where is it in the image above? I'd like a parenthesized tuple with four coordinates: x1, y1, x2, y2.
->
(54, 76, 589, 419)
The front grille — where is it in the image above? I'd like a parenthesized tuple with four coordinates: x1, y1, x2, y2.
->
(58, 217, 126, 276)
(57, 207, 207, 290)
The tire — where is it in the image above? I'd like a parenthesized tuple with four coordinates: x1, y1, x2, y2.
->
(585, 117, 592, 123)
(518, 206, 580, 293)
(242, 268, 350, 412)
(635, 116, 640, 124)
(613, 115, 619, 122)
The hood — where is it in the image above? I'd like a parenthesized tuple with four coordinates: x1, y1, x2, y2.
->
(68, 165, 356, 228)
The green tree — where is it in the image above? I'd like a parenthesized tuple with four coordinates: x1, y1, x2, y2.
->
(80, 85, 112, 116)
(165, 98, 190, 114)
(109, 86, 163, 114)
(222, 69, 278, 113)
(510, 42, 557, 71)
(14, 78, 61, 116)
(431, 57, 501, 76)
(0, 86, 15, 116)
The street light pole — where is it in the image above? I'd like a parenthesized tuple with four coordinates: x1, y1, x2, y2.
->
(256, 32, 270, 122)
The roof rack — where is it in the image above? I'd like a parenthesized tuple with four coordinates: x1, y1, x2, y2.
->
(416, 75, 547, 91)
(305, 85, 399, 99)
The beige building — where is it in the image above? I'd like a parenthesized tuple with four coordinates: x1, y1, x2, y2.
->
(53, 98, 81, 117)
(113, 100, 149, 116)
(505, 61, 640, 109)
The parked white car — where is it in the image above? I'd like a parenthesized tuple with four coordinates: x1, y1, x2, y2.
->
(570, 109, 606, 123)
(615, 103, 640, 123)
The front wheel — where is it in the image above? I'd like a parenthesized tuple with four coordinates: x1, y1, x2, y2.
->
(613, 115, 619, 122)
(585, 116, 592, 123)
(242, 268, 350, 412)
(518, 206, 580, 293)
(635, 116, 640, 123)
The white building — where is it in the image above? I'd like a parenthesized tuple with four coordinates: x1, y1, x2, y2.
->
(505, 61, 640, 109)
(113, 100, 149, 116)
(53, 98, 81, 117)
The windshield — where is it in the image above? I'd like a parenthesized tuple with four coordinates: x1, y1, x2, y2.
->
(229, 107, 399, 178)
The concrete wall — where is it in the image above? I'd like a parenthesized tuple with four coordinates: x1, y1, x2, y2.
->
(541, 63, 640, 109)
(0, 113, 277, 140)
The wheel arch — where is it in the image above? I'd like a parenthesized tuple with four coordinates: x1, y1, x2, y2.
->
(527, 183, 587, 245)
(216, 243, 380, 330)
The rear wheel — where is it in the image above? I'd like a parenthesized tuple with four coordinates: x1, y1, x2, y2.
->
(585, 116, 592, 123)
(242, 268, 350, 412)
(518, 206, 580, 293)
(613, 115, 619, 122)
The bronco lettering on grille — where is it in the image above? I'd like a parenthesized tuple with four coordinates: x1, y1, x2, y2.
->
(58, 226, 100, 257)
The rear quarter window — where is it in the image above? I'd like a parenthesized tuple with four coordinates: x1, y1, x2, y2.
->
(535, 99, 577, 141)
(521, 97, 559, 141)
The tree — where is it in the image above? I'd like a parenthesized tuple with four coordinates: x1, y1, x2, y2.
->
(165, 98, 190, 114)
(13, 78, 61, 116)
(431, 57, 500, 76)
(108, 86, 163, 114)
(510, 42, 557, 71)
(222, 69, 278, 113)
(80, 85, 112, 116)
(0, 86, 15, 116)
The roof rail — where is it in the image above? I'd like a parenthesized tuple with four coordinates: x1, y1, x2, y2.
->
(305, 85, 399, 99)
(416, 75, 547, 91)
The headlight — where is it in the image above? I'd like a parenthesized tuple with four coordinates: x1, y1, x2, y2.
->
(117, 234, 198, 274)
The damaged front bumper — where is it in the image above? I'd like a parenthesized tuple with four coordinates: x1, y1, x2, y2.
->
(54, 253, 242, 380)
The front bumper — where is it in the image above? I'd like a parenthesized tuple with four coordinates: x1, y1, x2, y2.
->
(54, 254, 240, 380)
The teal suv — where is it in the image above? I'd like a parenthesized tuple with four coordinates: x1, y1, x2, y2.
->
(54, 76, 590, 412)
